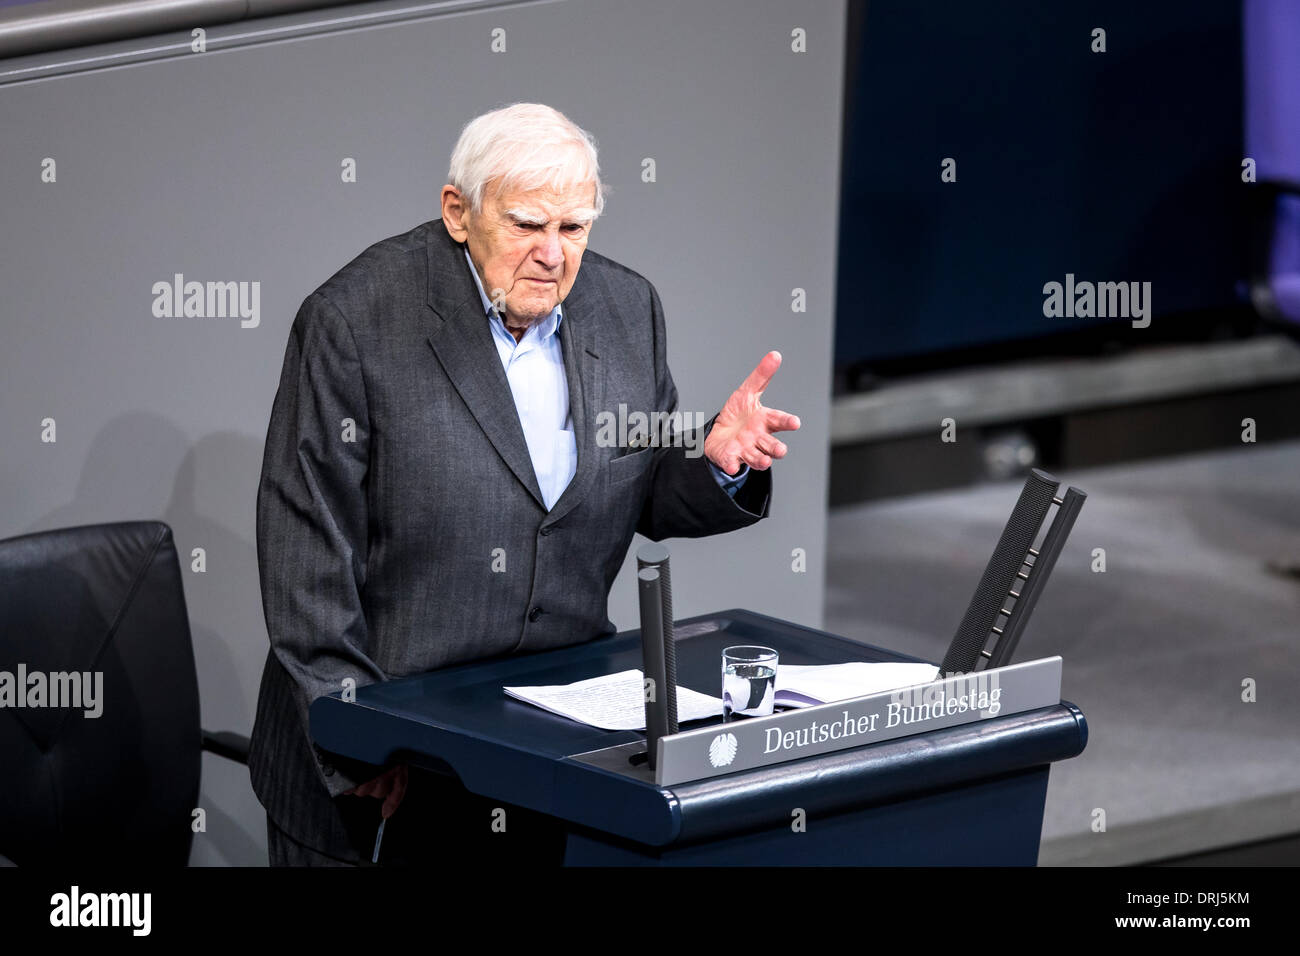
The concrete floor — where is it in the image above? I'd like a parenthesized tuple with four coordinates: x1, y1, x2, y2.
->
(825, 440, 1300, 865)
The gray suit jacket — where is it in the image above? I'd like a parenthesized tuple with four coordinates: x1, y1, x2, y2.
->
(248, 218, 771, 855)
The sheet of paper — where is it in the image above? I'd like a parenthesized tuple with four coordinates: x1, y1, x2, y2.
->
(773, 662, 941, 709)
(503, 669, 724, 731)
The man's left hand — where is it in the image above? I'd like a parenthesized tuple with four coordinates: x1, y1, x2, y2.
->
(704, 350, 801, 475)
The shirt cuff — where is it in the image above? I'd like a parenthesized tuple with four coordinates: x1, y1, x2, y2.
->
(706, 458, 751, 498)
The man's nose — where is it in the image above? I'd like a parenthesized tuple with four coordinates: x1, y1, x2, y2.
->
(533, 229, 564, 269)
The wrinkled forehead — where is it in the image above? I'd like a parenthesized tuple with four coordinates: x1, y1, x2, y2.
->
(486, 177, 600, 224)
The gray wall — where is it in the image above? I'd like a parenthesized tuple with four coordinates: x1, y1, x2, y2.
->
(0, 0, 844, 864)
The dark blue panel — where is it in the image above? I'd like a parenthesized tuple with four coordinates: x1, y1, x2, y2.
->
(836, 0, 1246, 365)
(564, 767, 1050, 866)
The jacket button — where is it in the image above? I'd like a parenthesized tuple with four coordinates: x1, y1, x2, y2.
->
(529, 606, 543, 622)
(322, 762, 335, 777)
(540, 526, 553, 536)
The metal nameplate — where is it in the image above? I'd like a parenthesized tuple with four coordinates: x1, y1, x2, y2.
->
(654, 656, 1063, 786)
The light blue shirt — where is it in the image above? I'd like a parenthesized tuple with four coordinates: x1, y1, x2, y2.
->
(463, 247, 749, 510)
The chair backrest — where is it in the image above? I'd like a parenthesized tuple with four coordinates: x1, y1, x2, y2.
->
(0, 521, 201, 864)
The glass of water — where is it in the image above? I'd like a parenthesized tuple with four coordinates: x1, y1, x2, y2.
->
(722, 645, 779, 721)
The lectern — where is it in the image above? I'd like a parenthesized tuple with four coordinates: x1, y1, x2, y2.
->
(310, 609, 1087, 865)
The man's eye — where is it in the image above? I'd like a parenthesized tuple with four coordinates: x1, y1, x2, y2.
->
(563, 224, 584, 234)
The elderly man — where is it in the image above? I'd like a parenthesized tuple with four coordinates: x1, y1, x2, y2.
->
(248, 102, 800, 866)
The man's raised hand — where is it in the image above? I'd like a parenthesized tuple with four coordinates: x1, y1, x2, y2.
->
(704, 350, 801, 476)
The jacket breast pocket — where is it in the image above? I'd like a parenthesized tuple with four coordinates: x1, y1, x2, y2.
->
(607, 446, 653, 484)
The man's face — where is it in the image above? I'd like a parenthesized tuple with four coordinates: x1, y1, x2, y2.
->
(444, 177, 596, 329)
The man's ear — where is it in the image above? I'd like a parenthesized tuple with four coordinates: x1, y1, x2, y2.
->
(440, 185, 470, 242)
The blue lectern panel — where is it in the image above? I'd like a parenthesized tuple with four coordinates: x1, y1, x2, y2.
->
(311, 610, 1087, 855)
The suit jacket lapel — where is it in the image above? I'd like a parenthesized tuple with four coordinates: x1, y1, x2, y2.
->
(423, 220, 603, 518)
(546, 273, 602, 526)
(425, 223, 546, 508)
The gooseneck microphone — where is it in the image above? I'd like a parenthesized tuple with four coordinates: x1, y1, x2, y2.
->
(636, 543, 678, 769)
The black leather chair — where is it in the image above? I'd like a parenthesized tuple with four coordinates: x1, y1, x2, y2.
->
(0, 521, 249, 865)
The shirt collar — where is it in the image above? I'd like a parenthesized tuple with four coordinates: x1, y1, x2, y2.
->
(463, 245, 563, 336)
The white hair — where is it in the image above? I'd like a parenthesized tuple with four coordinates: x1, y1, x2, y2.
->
(447, 102, 607, 219)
